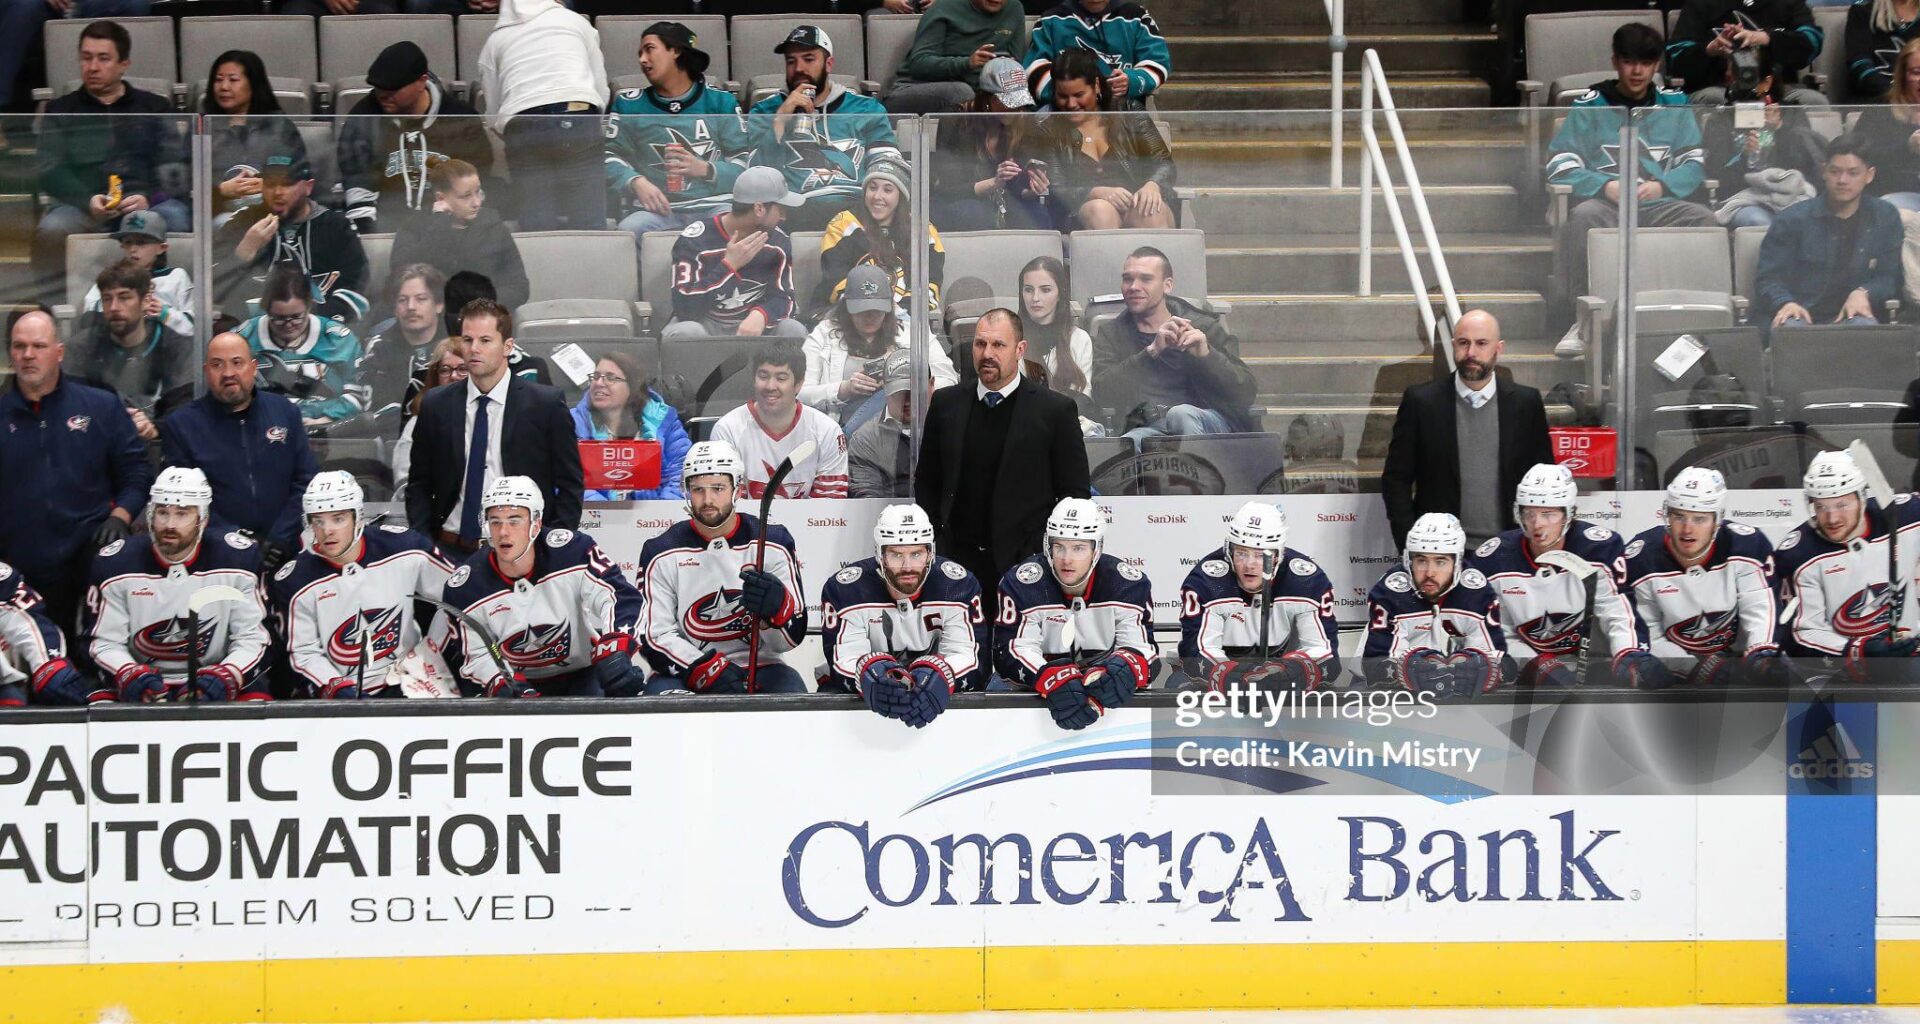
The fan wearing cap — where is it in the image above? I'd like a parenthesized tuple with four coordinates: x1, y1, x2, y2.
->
(83, 467, 270, 704)
(338, 40, 491, 235)
(663, 165, 808, 339)
(1179, 501, 1342, 694)
(886, 0, 1030, 114)
(606, 22, 751, 239)
(80, 210, 195, 336)
(212, 151, 372, 325)
(1361, 512, 1506, 696)
(1777, 449, 1920, 674)
(69, 256, 197, 427)
(802, 263, 960, 424)
(929, 57, 1052, 232)
(813, 157, 946, 322)
(847, 349, 931, 498)
(1027, 0, 1172, 105)
(1622, 467, 1784, 686)
(746, 25, 903, 232)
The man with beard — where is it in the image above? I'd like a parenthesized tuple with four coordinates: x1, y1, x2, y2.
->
(358, 263, 447, 422)
(440, 475, 643, 698)
(84, 467, 270, 703)
(1362, 512, 1505, 695)
(636, 440, 809, 694)
(213, 153, 370, 325)
(234, 265, 370, 428)
(1089, 246, 1255, 443)
(1381, 309, 1554, 551)
(745, 26, 902, 232)
(158, 332, 319, 572)
(1178, 499, 1341, 693)
(69, 257, 196, 430)
(1777, 449, 1920, 680)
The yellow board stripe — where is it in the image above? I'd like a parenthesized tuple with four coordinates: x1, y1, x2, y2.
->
(1881, 940, 1920, 1004)
(1, 940, 1795, 1023)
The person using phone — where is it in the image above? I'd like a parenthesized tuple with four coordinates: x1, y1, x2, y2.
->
(930, 56, 1050, 231)
(802, 265, 959, 426)
(885, 0, 1030, 114)
(1018, 48, 1176, 230)
(1667, 0, 1825, 104)
(1027, 0, 1173, 106)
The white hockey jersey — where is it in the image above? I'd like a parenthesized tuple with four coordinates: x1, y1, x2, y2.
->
(1622, 522, 1777, 660)
(83, 527, 268, 690)
(993, 553, 1157, 690)
(710, 403, 851, 499)
(440, 527, 642, 688)
(637, 514, 807, 675)
(269, 524, 455, 693)
(0, 563, 64, 689)
(819, 555, 984, 691)
(1466, 524, 1639, 661)
(1775, 495, 1920, 657)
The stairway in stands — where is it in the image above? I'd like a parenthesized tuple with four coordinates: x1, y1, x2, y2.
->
(1155, 0, 1572, 467)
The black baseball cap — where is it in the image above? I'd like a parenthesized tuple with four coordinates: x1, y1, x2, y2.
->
(775, 25, 833, 57)
(643, 22, 712, 79)
(366, 41, 429, 91)
(262, 153, 313, 181)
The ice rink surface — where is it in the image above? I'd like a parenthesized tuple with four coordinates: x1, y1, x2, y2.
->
(362, 1011, 1920, 1024)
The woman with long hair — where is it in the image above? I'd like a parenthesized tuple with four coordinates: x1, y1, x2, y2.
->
(814, 158, 945, 323)
(1017, 256, 1092, 397)
(803, 264, 958, 425)
(202, 50, 307, 226)
(1019, 48, 1175, 230)
(1847, 0, 1920, 98)
(1857, 37, 1920, 211)
(569, 349, 690, 501)
(929, 56, 1050, 231)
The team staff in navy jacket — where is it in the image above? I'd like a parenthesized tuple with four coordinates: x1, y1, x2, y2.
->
(0, 310, 152, 634)
(159, 332, 320, 571)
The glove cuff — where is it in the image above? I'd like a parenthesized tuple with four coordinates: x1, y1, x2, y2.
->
(1204, 659, 1237, 693)
(1034, 663, 1082, 697)
(1113, 649, 1152, 692)
(1393, 647, 1443, 691)
(908, 655, 956, 691)
(592, 632, 635, 661)
(1745, 644, 1781, 660)
(113, 663, 155, 688)
(200, 663, 243, 689)
(320, 677, 357, 700)
(29, 657, 73, 695)
(1610, 648, 1649, 673)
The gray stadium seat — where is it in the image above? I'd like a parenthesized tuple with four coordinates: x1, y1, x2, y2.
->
(456, 13, 496, 110)
(359, 233, 395, 309)
(182, 17, 318, 104)
(1730, 225, 1768, 319)
(1517, 11, 1663, 105)
(516, 230, 648, 331)
(1630, 326, 1767, 484)
(321, 15, 457, 97)
(1772, 325, 1919, 421)
(865, 13, 920, 97)
(41, 18, 176, 105)
(189, 76, 315, 116)
(1579, 227, 1736, 382)
(656, 336, 767, 430)
(1139, 433, 1287, 496)
(1064, 228, 1209, 313)
(57, 233, 200, 329)
(731, 14, 870, 95)
(1546, 69, 1666, 106)
(597, 15, 732, 89)
(1811, 5, 1850, 101)
(791, 231, 824, 317)
(298, 121, 342, 207)
(940, 230, 1063, 313)
(641, 229, 679, 334)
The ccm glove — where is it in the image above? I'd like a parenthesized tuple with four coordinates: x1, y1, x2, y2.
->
(193, 664, 242, 702)
(902, 665, 952, 728)
(592, 634, 642, 693)
(687, 651, 749, 694)
(1083, 649, 1152, 710)
(1614, 650, 1676, 691)
(115, 664, 167, 703)
(737, 567, 793, 624)
(31, 657, 105, 704)
(858, 654, 914, 719)
(1035, 662, 1099, 730)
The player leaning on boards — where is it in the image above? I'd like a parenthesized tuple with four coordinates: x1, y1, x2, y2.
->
(270, 472, 457, 700)
(820, 503, 986, 728)
(441, 476, 645, 698)
(1362, 512, 1506, 697)
(86, 467, 270, 703)
(1777, 448, 1920, 680)
(1178, 500, 1341, 693)
(0, 562, 95, 706)
(994, 498, 1157, 730)
(1621, 468, 1787, 687)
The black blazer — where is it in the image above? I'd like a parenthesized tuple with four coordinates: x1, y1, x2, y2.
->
(1380, 374, 1554, 549)
(915, 377, 1091, 573)
(406, 376, 584, 533)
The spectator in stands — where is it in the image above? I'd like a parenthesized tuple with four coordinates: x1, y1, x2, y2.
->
(1757, 135, 1904, 327)
(1668, 0, 1826, 104)
(390, 335, 467, 502)
(480, 0, 609, 232)
(886, 0, 1030, 114)
(277, 0, 457, 15)
(408, 298, 583, 552)
(665, 165, 808, 340)
(1091, 247, 1255, 443)
(213, 153, 371, 325)
(70, 257, 195, 431)
(711, 342, 851, 499)
(158, 332, 318, 572)
(916, 307, 1090, 607)
(1847, 0, 1920, 99)
(1700, 47, 1829, 229)
(930, 57, 1049, 231)
(606, 22, 749, 240)
(391, 159, 530, 310)
(4, 2, 154, 121)
(1018, 255, 1092, 401)
(569, 349, 689, 502)
(1020, 49, 1175, 230)
(339, 41, 491, 235)
(848, 350, 927, 498)
(1856, 38, 1920, 209)
(1380, 309, 1553, 551)
(80, 210, 193, 336)
(1546, 24, 1711, 355)
(235, 265, 370, 429)
(814, 157, 946, 322)
(746, 26, 903, 233)
(1027, 0, 1172, 107)
(803, 265, 960, 426)
(361, 264, 447, 422)
(440, 270, 554, 387)
(32, 21, 189, 288)
(203, 50, 308, 230)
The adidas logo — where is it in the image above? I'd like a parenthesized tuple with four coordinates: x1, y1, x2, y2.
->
(1788, 720, 1875, 780)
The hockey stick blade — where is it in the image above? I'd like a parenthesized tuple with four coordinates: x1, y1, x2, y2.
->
(188, 584, 249, 614)
(1534, 549, 1598, 579)
(1848, 440, 1906, 640)
(416, 595, 517, 687)
(1848, 440, 1896, 509)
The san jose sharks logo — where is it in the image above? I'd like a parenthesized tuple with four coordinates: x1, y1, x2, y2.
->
(325, 606, 406, 667)
(503, 622, 573, 669)
(785, 132, 866, 194)
(1517, 609, 1586, 655)
(649, 124, 717, 176)
(1666, 607, 1739, 656)
(1833, 583, 1893, 639)
(132, 615, 215, 663)
(684, 588, 752, 643)
(1596, 141, 1689, 176)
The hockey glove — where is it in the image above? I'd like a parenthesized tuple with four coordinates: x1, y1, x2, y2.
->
(1035, 662, 1100, 730)
(260, 542, 292, 575)
(1395, 647, 1450, 693)
(31, 658, 106, 704)
(857, 654, 913, 719)
(687, 651, 749, 694)
(0, 682, 22, 707)
(592, 634, 641, 693)
(1688, 651, 1736, 688)
(1084, 649, 1153, 710)
(903, 665, 952, 728)
(1245, 650, 1322, 695)
(318, 677, 360, 700)
(1443, 649, 1500, 697)
(737, 567, 793, 624)
(115, 664, 167, 703)
(485, 672, 539, 698)
(92, 514, 131, 549)
(193, 664, 242, 702)
(1745, 646, 1790, 687)
(1518, 654, 1580, 688)
(1613, 650, 1675, 691)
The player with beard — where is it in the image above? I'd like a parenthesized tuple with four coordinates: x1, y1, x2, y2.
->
(637, 441, 809, 694)
(270, 472, 456, 699)
(84, 468, 270, 703)
(819, 503, 985, 726)
(1362, 512, 1505, 695)
(1178, 500, 1341, 692)
(745, 26, 902, 232)
(1622, 468, 1785, 686)
(1776, 449, 1920, 679)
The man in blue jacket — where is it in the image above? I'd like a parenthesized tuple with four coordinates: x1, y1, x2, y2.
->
(1757, 135, 1905, 330)
(159, 332, 320, 573)
(0, 310, 152, 636)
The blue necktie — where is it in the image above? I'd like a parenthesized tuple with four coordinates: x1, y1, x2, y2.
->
(459, 395, 490, 543)
(984, 391, 1002, 409)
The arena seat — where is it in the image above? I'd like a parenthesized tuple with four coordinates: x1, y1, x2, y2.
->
(182, 17, 318, 109)
(640, 229, 679, 335)
(40, 18, 177, 106)
(309, 437, 394, 501)
(791, 230, 824, 317)
(864, 13, 920, 97)
(517, 230, 648, 333)
(1516, 10, 1662, 106)
(517, 336, 656, 406)
(1772, 325, 1918, 424)
(1810, 5, 1851, 102)
(456, 14, 497, 109)
(656, 336, 765, 432)
(1087, 436, 1148, 496)
(320, 15, 459, 114)
(1730, 225, 1768, 321)
(1064, 228, 1209, 313)
(1578, 227, 1736, 385)
(730, 14, 871, 98)
(1139, 433, 1287, 496)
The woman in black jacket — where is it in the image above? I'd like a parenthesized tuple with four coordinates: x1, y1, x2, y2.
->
(202, 50, 307, 229)
(929, 58, 1050, 232)
(1857, 37, 1920, 212)
(1018, 48, 1175, 230)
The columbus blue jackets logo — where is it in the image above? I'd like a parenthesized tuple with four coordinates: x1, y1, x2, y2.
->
(326, 606, 406, 667)
(131, 615, 214, 662)
(684, 589, 752, 643)
(502, 622, 574, 669)
(1517, 609, 1586, 655)
(1832, 584, 1893, 638)
(66, 415, 90, 432)
(1666, 608, 1739, 655)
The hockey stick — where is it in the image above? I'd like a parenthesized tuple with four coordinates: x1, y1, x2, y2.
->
(746, 439, 817, 693)
(1535, 548, 1599, 684)
(414, 595, 516, 690)
(182, 585, 249, 703)
(1847, 439, 1903, 644)
(355, 612, 369, 700)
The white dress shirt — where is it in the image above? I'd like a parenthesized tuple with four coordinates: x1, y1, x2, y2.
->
(443, 373, 512, 532)
(1455, 372, 1494, 410)
(976, 372, 1022, 405)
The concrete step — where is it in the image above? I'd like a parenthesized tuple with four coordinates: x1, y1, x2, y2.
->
(1220, 291, 1548, 345)
(1205, 232, 1553, 294)
(1154, 72, 1492, 112)
(1183, 184, 1525, 235)
(1168, 29, 1499, 75)
(1170, 136, 1531, 187)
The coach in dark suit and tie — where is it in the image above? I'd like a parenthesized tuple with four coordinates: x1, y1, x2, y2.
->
(1381, 309, 1554, 551)
(917, 308, 1091, 606)
(407, 299, 583, 553)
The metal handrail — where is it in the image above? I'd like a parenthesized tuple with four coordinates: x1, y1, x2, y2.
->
(1323, 0, 1345, 188)
(1355, 48, 1461, 370)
